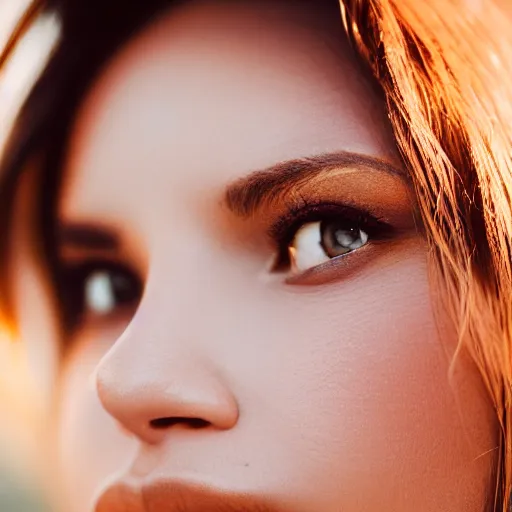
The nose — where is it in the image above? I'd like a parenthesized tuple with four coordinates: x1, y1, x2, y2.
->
(95, 323, 239, 445)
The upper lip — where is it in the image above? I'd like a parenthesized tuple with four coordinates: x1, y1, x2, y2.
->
(94, 478, 281, 512)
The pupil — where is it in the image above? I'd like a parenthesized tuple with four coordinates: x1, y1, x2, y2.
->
(319, 219, 368, 259)
(111, 273, 136, 303)
(334, 226, 358, 247)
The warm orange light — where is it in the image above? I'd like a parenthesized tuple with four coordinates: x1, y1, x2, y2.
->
(0, 323, 43, 465)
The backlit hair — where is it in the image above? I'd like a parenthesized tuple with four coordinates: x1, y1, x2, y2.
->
(341, 1, 512, 508)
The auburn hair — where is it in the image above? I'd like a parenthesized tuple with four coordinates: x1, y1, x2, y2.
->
(342, 1, 512, 509)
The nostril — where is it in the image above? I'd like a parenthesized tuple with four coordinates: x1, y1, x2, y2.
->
(149, 417, 211, 430)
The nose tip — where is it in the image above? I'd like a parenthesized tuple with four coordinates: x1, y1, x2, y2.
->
(96, 350, 239, 445)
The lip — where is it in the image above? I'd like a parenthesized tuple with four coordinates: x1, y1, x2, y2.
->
(94, 478, 282, 512)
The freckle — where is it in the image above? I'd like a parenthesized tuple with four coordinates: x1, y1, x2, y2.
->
(244, 463, 250, 467)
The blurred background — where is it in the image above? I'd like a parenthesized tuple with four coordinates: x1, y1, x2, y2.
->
(0, 1, 57, 510)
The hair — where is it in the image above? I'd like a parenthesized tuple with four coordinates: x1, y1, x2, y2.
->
(0, 0, 511, 509)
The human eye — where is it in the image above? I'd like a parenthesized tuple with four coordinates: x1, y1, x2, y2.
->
(270, 202, 396, 280)
(59, 259, 143, 328)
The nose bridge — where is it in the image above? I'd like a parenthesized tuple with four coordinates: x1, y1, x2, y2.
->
(95, 217, 248, 443)
(95, 307, 239, 444)
(146, 201, 253, 302)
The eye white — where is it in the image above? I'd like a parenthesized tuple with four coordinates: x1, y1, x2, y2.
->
(289, 221, 370, 273)
(290, 221, 330, 272)
(84, 271, 115, 314)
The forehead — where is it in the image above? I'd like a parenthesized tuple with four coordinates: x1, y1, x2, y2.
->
(61, 0, 398, 222)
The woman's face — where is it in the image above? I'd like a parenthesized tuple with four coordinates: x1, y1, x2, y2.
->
(14, 1, 497, 511)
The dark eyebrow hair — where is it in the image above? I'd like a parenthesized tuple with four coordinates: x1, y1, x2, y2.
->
(224, 151, 406, 217)
(57, 223, 119, 250)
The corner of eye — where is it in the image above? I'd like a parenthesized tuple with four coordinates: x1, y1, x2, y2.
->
(262, 252, 289, 276)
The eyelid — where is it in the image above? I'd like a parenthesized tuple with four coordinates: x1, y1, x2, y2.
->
(282, 235, 421, 286)
(283, 241, 379, 286)
(268, 199, 405, 278)
(57, 220, 149, 276)
(269, 200, 392, 243)
(224, 153, 409, 219)
(256, 166, 416, 233)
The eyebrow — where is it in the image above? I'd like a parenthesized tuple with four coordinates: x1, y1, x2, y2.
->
(224, 151, 406, 217)
(57, 223, 119, 250)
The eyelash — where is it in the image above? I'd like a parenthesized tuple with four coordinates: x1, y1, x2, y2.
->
(269, 200, 395, 271)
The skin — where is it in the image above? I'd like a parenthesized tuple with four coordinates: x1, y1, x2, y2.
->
(12, 1, 498, 511)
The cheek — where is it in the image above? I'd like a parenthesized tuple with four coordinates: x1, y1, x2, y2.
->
(221, 245, 496, 509)
(56, 333, 136, 512)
